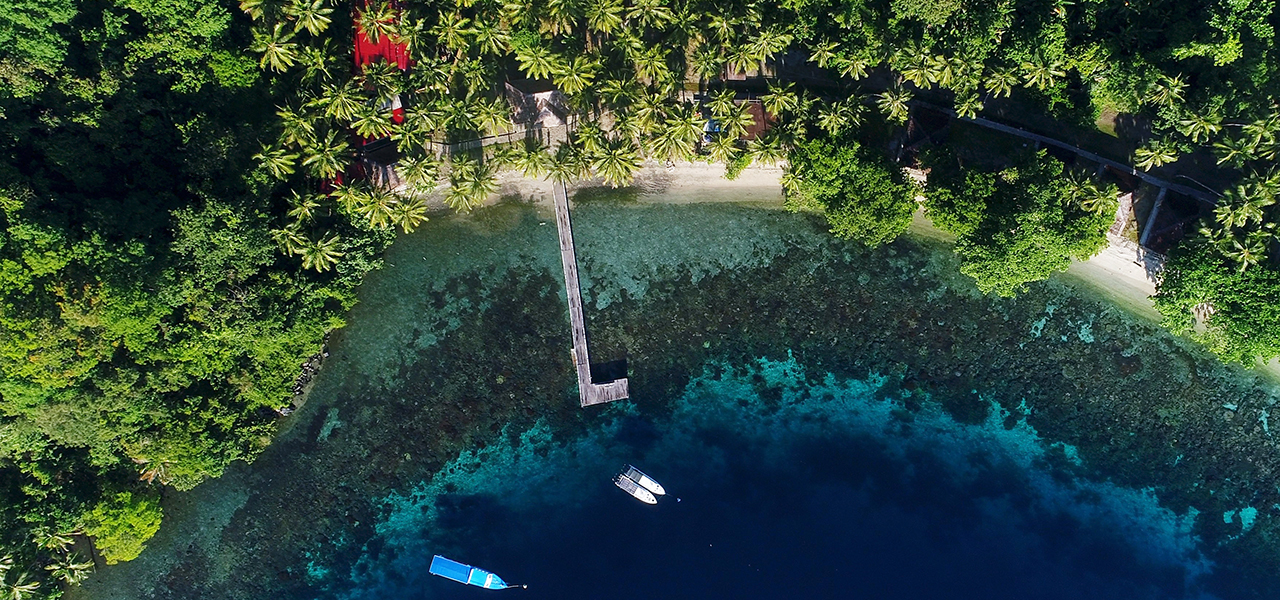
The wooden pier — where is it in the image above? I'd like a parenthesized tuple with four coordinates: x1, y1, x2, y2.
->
(552, 182, 630, 407)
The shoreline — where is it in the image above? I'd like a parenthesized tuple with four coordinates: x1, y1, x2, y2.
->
(474, 159, 1165, 319)
(477, 160, 1280, 382)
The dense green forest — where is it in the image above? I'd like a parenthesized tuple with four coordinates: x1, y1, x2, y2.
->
(1, 0, 1279, 596)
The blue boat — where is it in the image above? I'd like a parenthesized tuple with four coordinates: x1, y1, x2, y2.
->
(429, 555, 525, 590)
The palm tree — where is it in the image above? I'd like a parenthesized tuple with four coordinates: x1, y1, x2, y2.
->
(954, 91, 984, 119)
(547, 142, 589, 184)
(1214, 134, 1254, 167)
(317, 81, 362, 121)
(471, 20, 510, 56)
(1145, 74, 1187, 108)
(649, 127, 696, 162)
(45, 554, 93, 585)
(611, 30, 646, 62)
(760, 81, 799, 118)
(747, 132, 786, 166)
(721, 103, 757, 139)
(329, 182, 368, 215)
(899, 59, 935, 89)
(707, 88, 738, 120)
(515, 142, 552, 178)
(689, 46, 725, 84)
(598, 77, 640, 108)
(472, 98, 512, 136)
(539, 0, 579, 36)
(983, 66, 1019, 98)
(276, 105, 315, 147)
(390, 121, 431, 155)
(808, 40, 839, 68)
(575, 122, 608, 155)
(704, 133, 739, 163)
(833, 56, 871, 80)
(894, 42, 935, 88)
(239, 0, 282, 20)
(286, 190, 322, 222)
(633, 47, 671, 84)
(351, 105, 394, 139)
(627, 0, 674, 30)
(409, 58, 452, 95)
(748, 28, 793, 63)
(706, 15, 737, 44)
(585, 0, 624, 37)
(299, 235, 344, 272)
(592, 137, 642, 187)
(1133, 138, 1179, 170)
(631, 92, 667, 134)
(1241, 116, 1278, 149)
(1177, 112, 1222, 144)
(357, 1, 397, 44)
(392, 196, 430, 233)
(432, 13, 473, 53)
(816, 98, 864, 136)
(488, 143, 524, 170)
(1020, 55, 1067, 91)
(297, 44, 333, 84)
(285, 0, 332, 35)
(446, 158, 499, 211)
(251, 23, 298, 73)
(454, 58, 491, 96)
(877, 84, 913, 125)
(554, 55, 600, 96)
(515, 44, 562, 80)
(360, 60, 404, 102)
(1222, 233, 1269, 272)
(398, 154, 439, 193)
(2, 570, 39, 600)
(355, 187, 399, 229)
(665, 105, 706, 148)
(932, 55, 965, 89)
(254, 144, 299, 180)
(271, 224, 307, 254)
(391, 16, 427, 56)
(30, 527, 75, 553)
(726, 45, 758, 78)
(1063, 169, 1116, 214)
(1218, 184, 1275, 227)
(302, 130, 350, 179)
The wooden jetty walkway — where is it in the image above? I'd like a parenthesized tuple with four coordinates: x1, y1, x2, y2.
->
(552, 182, 630, 407)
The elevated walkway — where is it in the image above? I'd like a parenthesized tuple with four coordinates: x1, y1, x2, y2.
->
(551, 183, 630, 407)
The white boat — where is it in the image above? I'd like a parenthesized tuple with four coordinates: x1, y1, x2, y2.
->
(621, 465, 666, 496)
(613, 473, 657, 504)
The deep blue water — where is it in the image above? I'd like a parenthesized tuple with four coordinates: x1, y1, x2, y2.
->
(337, 359, 1213, 600)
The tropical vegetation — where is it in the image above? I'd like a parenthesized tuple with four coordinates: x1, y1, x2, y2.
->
(2, 0, 1280, 595)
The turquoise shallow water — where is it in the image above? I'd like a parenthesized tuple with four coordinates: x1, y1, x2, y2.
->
(72, 198, 1280, 600)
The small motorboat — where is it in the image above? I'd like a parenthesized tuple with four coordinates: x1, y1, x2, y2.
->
(429, 555, 525, 590)
(613, 473, 658, 504)
(621, 465, 666, 496)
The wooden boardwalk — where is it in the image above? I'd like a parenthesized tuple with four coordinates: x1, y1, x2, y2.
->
(552, 182, 630, 407)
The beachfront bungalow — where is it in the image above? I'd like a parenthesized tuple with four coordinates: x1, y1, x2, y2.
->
(504, 80, 572, 129)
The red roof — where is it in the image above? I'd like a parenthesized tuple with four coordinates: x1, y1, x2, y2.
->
(353, 3, 411, 70)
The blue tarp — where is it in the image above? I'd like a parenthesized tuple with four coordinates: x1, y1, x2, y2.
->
(430, 555, 511, 589)
(430, 556, 473, 584)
